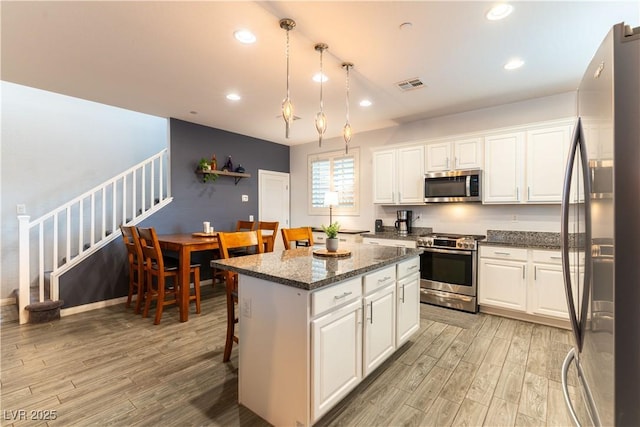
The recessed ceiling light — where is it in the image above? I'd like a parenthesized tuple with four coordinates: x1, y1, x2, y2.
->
(486, 4, 513, 21)
(359, 99, 372, 107)
(226, 93, 241, 101)
(504, 58, 524, 70)
(313, 73, 328, 83)
(234, 29, 256, 44)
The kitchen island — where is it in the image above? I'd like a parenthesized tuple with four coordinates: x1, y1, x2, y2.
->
(211, 244, 421, 426)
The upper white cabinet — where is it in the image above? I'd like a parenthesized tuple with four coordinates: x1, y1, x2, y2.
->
(426, 138, 483, 172)
(526, 125, 572, 203)
(373, 145, 424, 204)
(483, 132, 526, 203)
(484, 120, 573, 204)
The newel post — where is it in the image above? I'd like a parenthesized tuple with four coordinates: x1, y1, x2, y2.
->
(18, 215, 30, 324)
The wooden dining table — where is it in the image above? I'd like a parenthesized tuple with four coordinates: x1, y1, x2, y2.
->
(157, 233, 220, 322)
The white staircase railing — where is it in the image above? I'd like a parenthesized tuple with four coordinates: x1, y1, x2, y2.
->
(17, 149, 172, 324)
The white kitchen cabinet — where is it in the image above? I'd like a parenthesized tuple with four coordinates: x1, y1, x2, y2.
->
(529, 249, 581, 320)
(426, 138, 483, 172)
(362, 237, 417, 249)
(396, 272, 420, 347)
(313, 232, 362, 245)
(483, 131, 526, 203)
(526, 124, 572, 203)
(362, 283, 396, 377)
(373, 145, 424, 204)
(484, 121, 573, 204)
(312, 299, 363, 420)
(478, 246, 527, 311)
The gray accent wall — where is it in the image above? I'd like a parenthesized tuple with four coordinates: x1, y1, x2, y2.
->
(59, 118, 289, 307)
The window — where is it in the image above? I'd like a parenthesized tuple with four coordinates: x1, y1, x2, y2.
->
(308, 148, 359, 215)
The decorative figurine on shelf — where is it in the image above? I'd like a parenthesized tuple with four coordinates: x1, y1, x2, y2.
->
(210, 154, 217, 170)
(222, 156, 233, 172)
(235, 164, 245, 173)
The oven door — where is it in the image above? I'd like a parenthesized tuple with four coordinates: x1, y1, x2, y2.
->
(420, 247, 476, 297)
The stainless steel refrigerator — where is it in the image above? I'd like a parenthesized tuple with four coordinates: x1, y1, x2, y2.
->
(561, 23, 640, 426)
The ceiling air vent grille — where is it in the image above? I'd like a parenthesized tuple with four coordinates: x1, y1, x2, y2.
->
(395, 77, 425, 91)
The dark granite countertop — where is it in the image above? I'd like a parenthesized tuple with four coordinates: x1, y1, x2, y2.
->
(480, 230, 563, 250)
(211, 244, 421, 291)
(311, 228, 369, 235)
(361, 226, 432, 242)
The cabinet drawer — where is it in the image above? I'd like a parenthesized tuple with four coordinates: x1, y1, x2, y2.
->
(480, 246, 527, 261)
(312, 278, 362, 317)
(397, 257, 419, 279)
(364, 265, 396, 294)
(532, 250, 563, 264)
(363, 238, 417, 249)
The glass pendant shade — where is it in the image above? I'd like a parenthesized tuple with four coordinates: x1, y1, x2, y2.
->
(280, 18, 296, 138)
(342, 62, 354, 153)
(315, 43, 328, 147)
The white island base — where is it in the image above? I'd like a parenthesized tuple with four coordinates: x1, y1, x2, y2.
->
(237, 256, 420, 426)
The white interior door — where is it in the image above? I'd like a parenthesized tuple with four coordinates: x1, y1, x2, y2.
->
(259, 170, 290, 252)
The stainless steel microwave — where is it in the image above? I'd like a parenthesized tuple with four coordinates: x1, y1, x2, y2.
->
(424, 169, 482, 203)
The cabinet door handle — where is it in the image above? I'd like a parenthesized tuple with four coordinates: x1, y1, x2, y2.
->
(369, 241, 380, 245)
(378, 276, 392, 283)
(516, 187, 520, 201)
(334, 291, 352, 300)
(550, 256, 562, 260)
(401, 284, 405, 303)
(339, 238, 347, 242)
(408, 264, 418, 270)
(455, 156, 458, 168)
(370, 301, 374, 324)
(522, 266, 526, 279)
(534, 266, 537, 280)
(528, 187, 531, 200)
(495, 251, 511, 256)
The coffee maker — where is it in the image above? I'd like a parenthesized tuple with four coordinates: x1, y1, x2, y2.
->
(394, 210, 412, 236)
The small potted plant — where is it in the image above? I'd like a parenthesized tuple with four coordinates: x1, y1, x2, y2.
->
(322, 221, 340, 252)
(198, 158, 218, 183)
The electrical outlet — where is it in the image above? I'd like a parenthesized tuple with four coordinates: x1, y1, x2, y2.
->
(242, 194, 249, 202)
(242, 298, 252, 318)
(249, 215, 254, 221)
(16, 204, 26, 214)
(512, 214, 518, 222)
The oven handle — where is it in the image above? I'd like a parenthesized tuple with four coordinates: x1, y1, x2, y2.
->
(420, 247, 473, 256)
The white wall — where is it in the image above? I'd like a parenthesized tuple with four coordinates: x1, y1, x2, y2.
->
(1, 82, 168, 299)
(290, 92, 577, 234)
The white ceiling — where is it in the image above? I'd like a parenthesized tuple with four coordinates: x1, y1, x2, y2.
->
(2, 1, 638, 146)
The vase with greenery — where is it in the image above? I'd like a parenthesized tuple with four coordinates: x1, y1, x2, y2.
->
(198, 158, 218, 183)
(322, 221, 340, 252)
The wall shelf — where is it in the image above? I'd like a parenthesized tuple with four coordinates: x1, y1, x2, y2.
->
(197, 169, 251, 185)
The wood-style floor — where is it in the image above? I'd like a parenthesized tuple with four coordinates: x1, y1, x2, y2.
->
(0, 285, 577, 426)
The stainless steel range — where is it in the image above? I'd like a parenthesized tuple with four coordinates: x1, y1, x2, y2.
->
(416, 233, 485, 313)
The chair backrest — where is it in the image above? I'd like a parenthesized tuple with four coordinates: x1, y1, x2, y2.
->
(217, 230, 265, 260)
(257, 221, 279, 252)
(281, 227, 314, 250)
(121, 225, 143, 266)
(235, 220, 256, 231)
(137, 227, 165, 270)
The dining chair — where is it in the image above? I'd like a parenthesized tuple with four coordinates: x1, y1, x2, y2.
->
(235, 220, 256, 231)
(137, 227, 201, 324)
(120, 225, 145, 314)
(281, 227, 314, 249)
(257, 221, 279, 252)
(216, 230, 264, 362)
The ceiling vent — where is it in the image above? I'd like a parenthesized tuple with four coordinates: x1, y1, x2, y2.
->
(395, 77, 425, 91)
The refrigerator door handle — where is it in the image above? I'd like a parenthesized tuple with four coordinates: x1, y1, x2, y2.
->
(562, 348, 582, 427)
(562, 118, 583, 350)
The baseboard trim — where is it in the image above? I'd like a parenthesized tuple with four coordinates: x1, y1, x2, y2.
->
(60, 279, 214, 317)
(479, 305, 571, 330)
(1, 298, 17, 306)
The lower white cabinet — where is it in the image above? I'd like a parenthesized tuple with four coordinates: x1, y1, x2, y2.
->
(479, 246, 581, 322)
(362, 284, 396, 377)
(362, 237, 417, 249)
(312, 299, 363, 420)
(396, 272, 420, 347)
(478, 249, 527, 311)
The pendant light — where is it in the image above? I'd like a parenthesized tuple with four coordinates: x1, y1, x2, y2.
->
(280, 18, 296, 138)
(314, 43, 328, 147)
(342, 62, 353, 153)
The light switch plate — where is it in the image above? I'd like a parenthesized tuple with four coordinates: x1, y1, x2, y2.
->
(249, 215, 254, 221)
(242, 194, 248, 202)
(16, 204, 26, 214)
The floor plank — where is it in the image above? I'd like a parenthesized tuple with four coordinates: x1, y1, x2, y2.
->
(1, 291, 574, 426)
